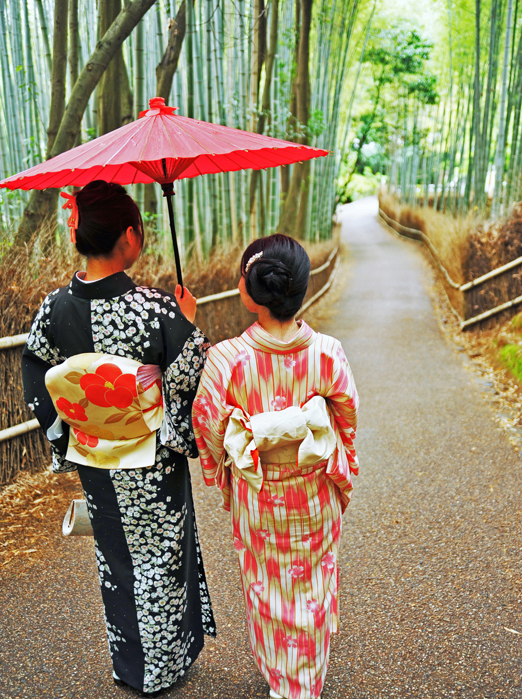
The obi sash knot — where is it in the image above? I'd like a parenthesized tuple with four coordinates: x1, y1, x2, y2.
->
(223, 395, 336, 492)
(45, 353, 163, 469)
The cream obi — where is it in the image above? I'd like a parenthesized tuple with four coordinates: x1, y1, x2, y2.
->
(45, 353, 163, 469)
(223, 395, 336, 492)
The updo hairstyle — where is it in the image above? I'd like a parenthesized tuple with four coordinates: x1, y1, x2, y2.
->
(74, 180, 144, 257)
(241, 234, 310, 321)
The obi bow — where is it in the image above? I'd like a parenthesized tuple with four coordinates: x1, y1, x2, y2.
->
(223, 395, 336, 493)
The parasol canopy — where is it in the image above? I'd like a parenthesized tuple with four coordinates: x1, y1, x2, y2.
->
(0, 97, 329, 190)
(0, 97, 329, 291)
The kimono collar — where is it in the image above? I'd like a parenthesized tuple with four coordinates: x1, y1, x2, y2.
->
(69, 271, 137, 299)
(241, 320, 316, 354)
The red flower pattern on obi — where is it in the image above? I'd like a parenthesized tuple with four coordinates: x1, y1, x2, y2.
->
(56, 397, 88, 422)
(73, 428, 99, 448)
(80, 363, 137, 409)
(306, 599, 320, 613)
(233, 537, 246, 551)
(250, 581, 265, 594)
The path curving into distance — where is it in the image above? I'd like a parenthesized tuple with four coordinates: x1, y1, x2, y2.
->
(0, 197, 520, 698)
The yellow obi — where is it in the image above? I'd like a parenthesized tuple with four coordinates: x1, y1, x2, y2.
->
(45, 353, 163, 470)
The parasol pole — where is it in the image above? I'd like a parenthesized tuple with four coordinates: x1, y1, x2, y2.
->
(160, 158, 184, 297)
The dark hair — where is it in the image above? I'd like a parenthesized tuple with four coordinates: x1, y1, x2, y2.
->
(74, 180, 144, 257)
(241, 234, 310, 321)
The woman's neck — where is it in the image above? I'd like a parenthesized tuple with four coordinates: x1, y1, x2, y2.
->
(84, 255, 125, 282)
(257, 307, 299, 342)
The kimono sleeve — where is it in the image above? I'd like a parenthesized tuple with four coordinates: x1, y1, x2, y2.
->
(159, 323, 211, 459)
(192, 346, 234, 490)
(323, 340, 359, 512)
(21, 293, 74, 473)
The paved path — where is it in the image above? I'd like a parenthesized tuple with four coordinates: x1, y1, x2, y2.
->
(1, 197, 520, 698)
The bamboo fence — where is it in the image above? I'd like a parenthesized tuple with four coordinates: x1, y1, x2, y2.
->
(378, 207, 522, 331)
(0, 247, 339, 486)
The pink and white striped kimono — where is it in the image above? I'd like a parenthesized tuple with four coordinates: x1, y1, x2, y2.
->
(193, 321, 358, 699)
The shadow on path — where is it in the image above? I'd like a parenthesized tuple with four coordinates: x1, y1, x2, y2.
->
(0, 197, 520, 698)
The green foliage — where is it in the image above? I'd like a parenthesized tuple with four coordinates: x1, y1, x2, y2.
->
(84, 127, 97, 142)
(499, 344, 522, 383)
(511, 313, 522, 330)
(406, 73, 438, 105)
(338, 165, 381, 204)
(308, 110, 325, 139)
(365, 26, 433, 82)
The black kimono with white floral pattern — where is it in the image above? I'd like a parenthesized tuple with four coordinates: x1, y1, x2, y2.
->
(22, 271, 216, 694)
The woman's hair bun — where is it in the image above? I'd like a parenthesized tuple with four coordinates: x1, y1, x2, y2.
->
(74, 180, 144, 257)
(241, 234, 310, 321)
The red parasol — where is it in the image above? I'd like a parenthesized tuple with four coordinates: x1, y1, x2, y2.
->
(0, 97, 329, 289)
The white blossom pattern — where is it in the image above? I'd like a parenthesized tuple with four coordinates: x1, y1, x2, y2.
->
(162, 329, 210, 455)
(25, 289, 65, 366)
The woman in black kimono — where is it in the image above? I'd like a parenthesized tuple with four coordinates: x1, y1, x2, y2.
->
(22, 181, 216, 695)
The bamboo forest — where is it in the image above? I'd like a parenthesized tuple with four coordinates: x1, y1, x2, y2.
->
(1, 0, 522, 249)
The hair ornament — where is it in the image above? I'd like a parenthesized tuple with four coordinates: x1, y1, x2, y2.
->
(60, 191, 79, 243)
(245, 251, 263, 273)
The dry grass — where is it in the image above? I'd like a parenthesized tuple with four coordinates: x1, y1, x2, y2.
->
(0, 469, 83, 570)
(379, 191, 522, 327)
(378, 191, 476, 286)
(0, 226, 337, 486)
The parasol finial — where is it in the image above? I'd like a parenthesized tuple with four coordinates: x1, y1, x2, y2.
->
(139, 98, 178, 119)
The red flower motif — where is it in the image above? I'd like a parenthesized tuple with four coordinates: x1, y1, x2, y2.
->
(321, 552, 336, 571)
(73, 428, 99, 448)
(307, 599, 320, 613)
(284, 635, 298, 648)
(270, 395, 286, 411)
(284, 355, 296, 370)
(233, 537, 246, 551)
(288, 565, 305, 579)
(80, 363, 137, 409)
(235, 350, 251, 366)
(56, 397, 88, 422)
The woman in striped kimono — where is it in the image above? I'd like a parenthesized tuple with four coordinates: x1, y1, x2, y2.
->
(22, 181, 215, 695)
(193, 234, 359, 699)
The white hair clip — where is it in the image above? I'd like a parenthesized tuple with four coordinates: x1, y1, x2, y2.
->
(245, 251, 263, 273)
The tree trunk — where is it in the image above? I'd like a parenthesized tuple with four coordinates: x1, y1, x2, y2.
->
(35, 0, 53, 75)
(98, 0, 123, 135)
(16, 0, 157, 243)
(492, 0, 514, 217)
(145, 0, 187, 219)
(277, 0, 312, 236)
(18, 0, 68, 242)
(472, 0, 482, 207)
(69, 0, 80, 146)
(249, 0, 279, 213)
(156, 0, 186, 101)
(47, 0, 69, 158)
(281, 0, 301, 203)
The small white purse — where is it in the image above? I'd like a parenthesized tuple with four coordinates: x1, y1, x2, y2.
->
(62, 499, 93, 536)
